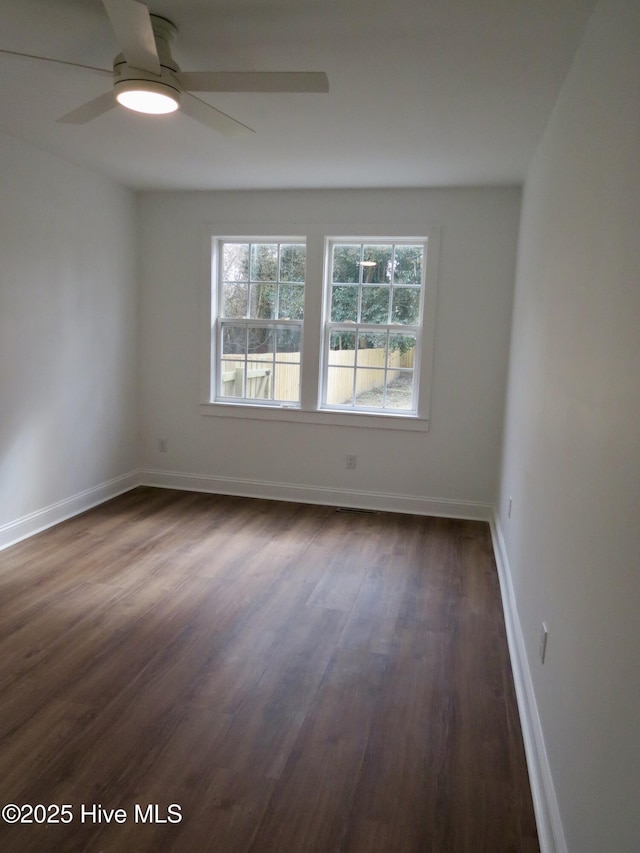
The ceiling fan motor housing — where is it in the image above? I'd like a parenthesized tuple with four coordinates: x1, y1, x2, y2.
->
(113, 15, 181, 104)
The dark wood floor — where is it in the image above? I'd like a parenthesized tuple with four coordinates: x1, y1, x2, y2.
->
(0, 487, 538, 852)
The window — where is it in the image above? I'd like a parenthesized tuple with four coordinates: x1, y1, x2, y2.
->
(207, 229, 437, 431)
(215, 239, 306, 405)
(322, 241, 424, 414)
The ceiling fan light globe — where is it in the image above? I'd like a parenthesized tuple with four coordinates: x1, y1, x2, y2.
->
(115, 79, 180, 115)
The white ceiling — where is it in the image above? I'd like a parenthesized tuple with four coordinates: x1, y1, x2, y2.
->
(0, 0, 597, 191)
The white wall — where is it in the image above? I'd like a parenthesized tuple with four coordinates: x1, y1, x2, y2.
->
(137, 187, 519, 515)
(496, 1, 640, 850)
(0, 131, 138, 546)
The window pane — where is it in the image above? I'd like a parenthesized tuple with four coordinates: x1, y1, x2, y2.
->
(391, 287, 420, 324)
(245, 362, 273, 400)
(384, 370, 414, 410)
(221, 356, 247, 397)
(361, 286, 390, 324)
(279, 244, 305, 282)
(276, 326, 301, 354)
(273, 361, 300, 403)
(223, 243, 249, 282)
(251, 244, 278, 281)
(250, 283, 276, 319)
(278, 284, 304, 320)
(331, 285, 358, 322)
(393, 245, 423, 284)
(326, 366, 355, 405)
(388, 333, 416, 366)
(222, 325, 246, 355)
(357, 330, 386, 354)
(247, 326, 273, 355)
(332, 245, 360, 283)
(361, 245, 392, 283)
(328, 330, 356, 362)
(354, 368, 386, 408)
(222, 281, 248, 318)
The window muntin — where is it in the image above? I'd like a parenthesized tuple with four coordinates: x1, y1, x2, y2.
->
(323, 241, 425, 414)
(216, 240, 305, 405)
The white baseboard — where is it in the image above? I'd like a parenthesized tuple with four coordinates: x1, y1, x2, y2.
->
(139, 468, 492, 521)
(0, 471, 139, 552)
(490, 512, 567, 853)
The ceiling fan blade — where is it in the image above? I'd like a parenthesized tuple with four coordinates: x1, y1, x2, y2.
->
(102, 0, 160, 75)
(180, 93, 255, 136)
(0, 48, 111, 76)
(57, 91, 116, 124)
(176, 71, 329, 94)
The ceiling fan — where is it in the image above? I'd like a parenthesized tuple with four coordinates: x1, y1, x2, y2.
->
(1, 0, 329, 136)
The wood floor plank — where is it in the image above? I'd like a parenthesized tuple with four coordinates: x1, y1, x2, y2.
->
(248, 648, 390, 852)
(0, 487, 538, 852)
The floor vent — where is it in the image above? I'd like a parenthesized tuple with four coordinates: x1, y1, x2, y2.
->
(336, 507, 381, 515)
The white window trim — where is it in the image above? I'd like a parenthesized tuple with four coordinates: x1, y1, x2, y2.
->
(200, 225, 440, 433)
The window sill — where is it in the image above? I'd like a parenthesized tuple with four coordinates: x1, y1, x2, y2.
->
(200, 402, 429, 432)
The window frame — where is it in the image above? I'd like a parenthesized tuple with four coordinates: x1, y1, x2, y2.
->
(213, 237, 307, 408)
(320, 238, 427, 417)
(202, 226, 440, 433)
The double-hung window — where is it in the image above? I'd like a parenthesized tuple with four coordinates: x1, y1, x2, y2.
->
(322, 240, 425, 415)
(215, 239, 306, 405)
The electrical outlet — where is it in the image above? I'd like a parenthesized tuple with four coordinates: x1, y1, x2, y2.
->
(539, 623, 548, 664)
(158, 438, 168, 453)
(345, 455, 357, 470)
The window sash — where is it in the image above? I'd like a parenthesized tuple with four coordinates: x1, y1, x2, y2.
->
(321, 239, 426, 415)
(322, 323, 420, 413)
(217, 319, 303, 405)
(214, 238, 306, 406)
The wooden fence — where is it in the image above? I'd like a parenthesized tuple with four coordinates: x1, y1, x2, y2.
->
(221, 353, 300, 402)
(221, 347, 414, 403)
(326, 347, 414, 404)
